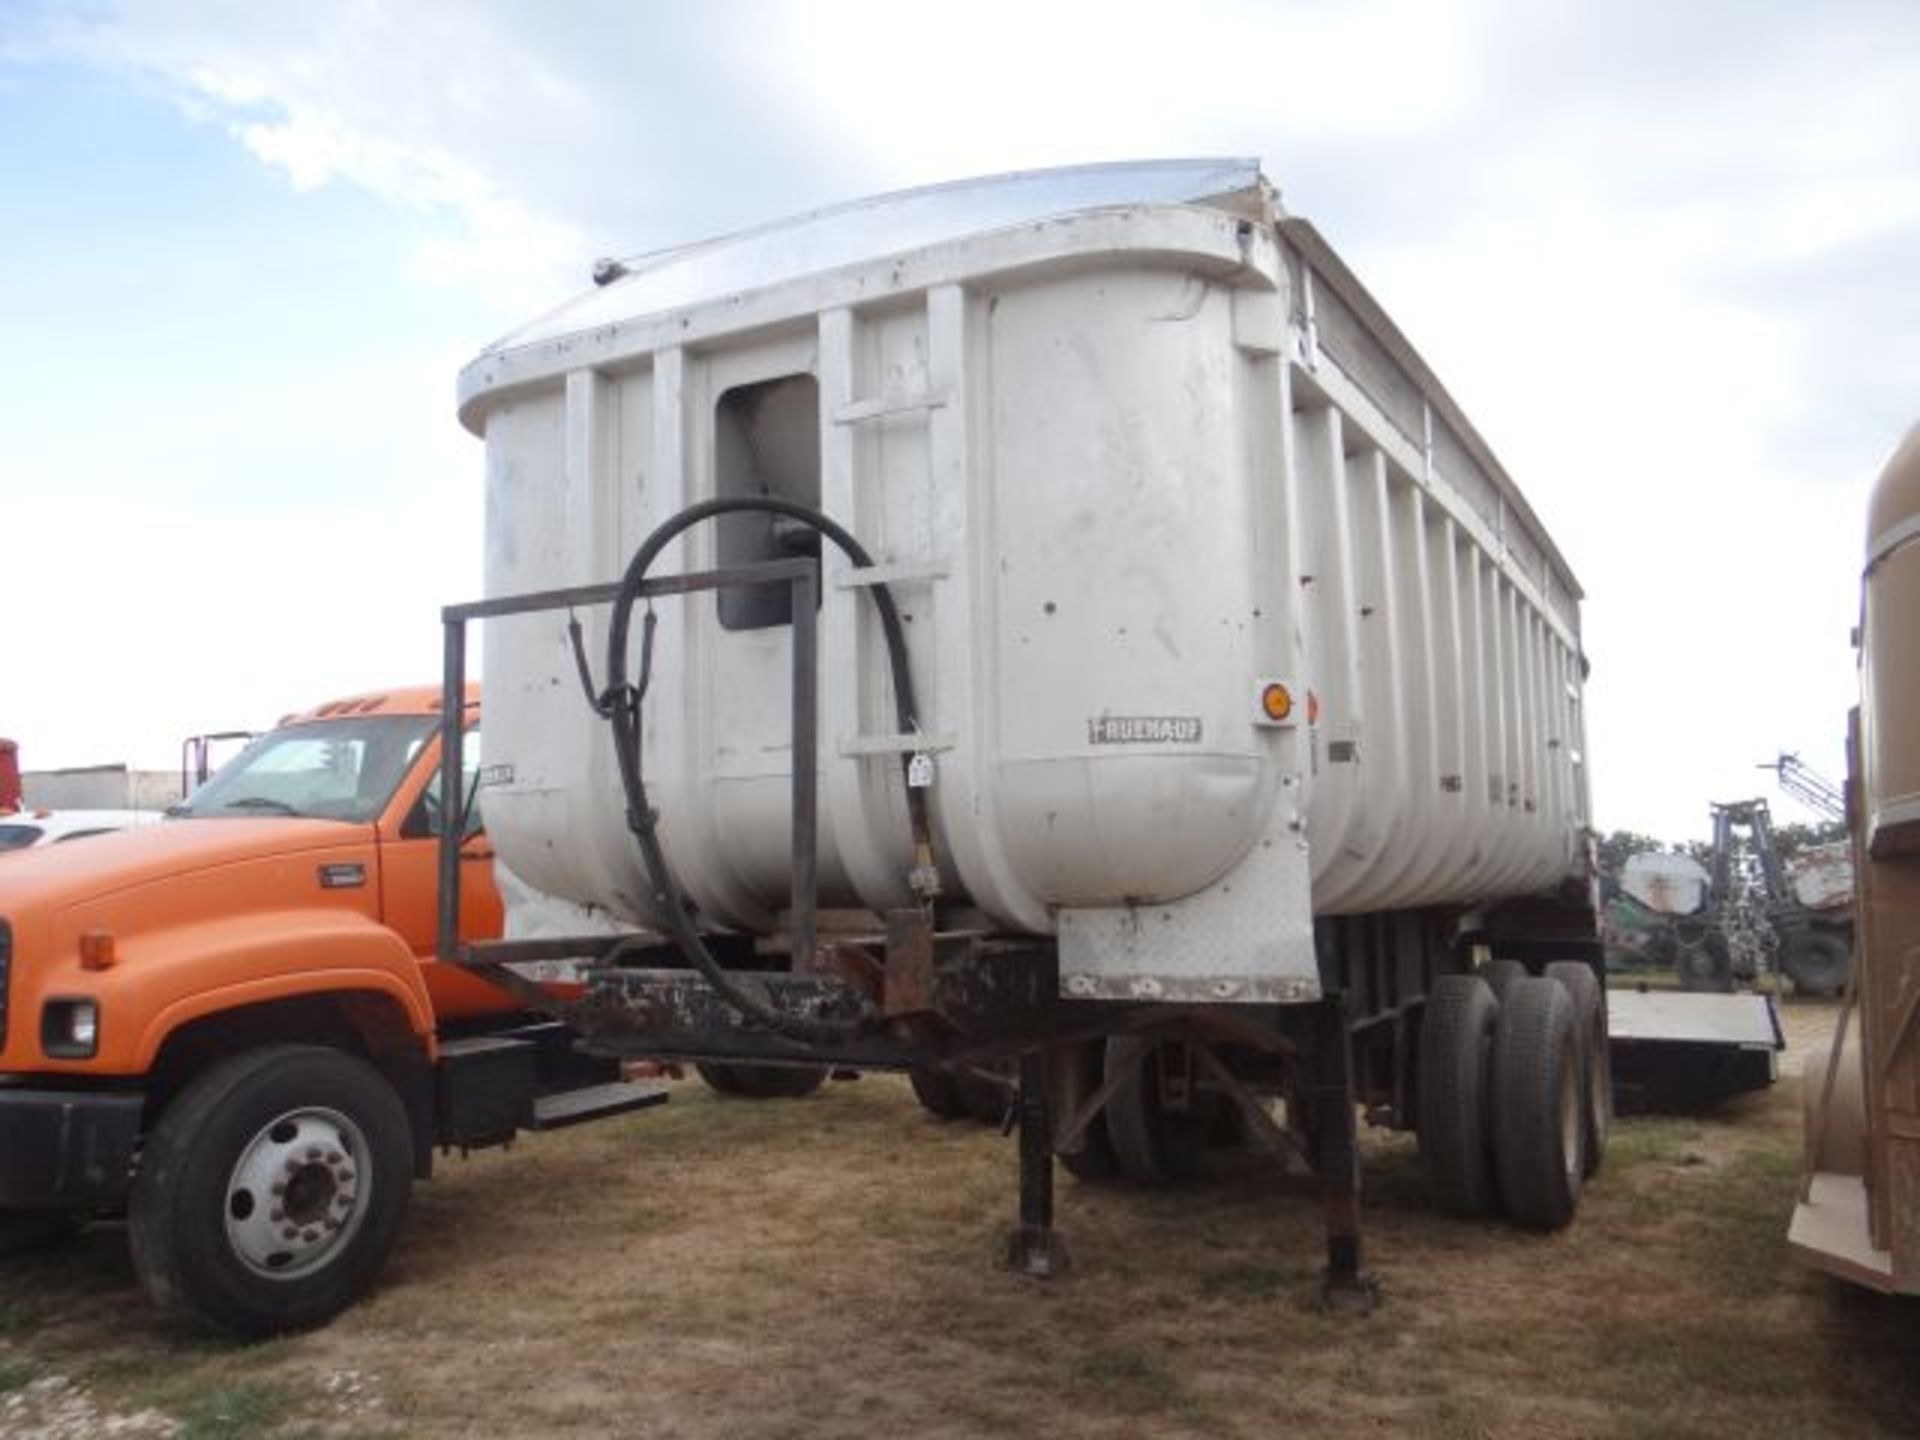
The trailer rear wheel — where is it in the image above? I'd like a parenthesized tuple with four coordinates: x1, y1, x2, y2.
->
(129, 1044, 413, 1338)
(1480, 958, 1527, 1002)
(1491, 978, 1585, 1230)
(1054, 1040, 1119, 1182)
(907, 1063, 969, 1120)
(1103, 1038, 1222, 1184)
(1417, 974, 1502, 1218)
(1545, 961, 1610, 1178)
(1780, 930, 1851, 998)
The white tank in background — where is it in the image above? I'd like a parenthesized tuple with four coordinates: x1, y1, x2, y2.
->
(1787, 841, 1854, 912)
(458, 159, 1591, 1004)
(1620, 852, 1710, 916)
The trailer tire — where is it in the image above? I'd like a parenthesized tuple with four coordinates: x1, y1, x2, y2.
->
(129, 1044, 413, 1338)
(1103, 1038, 1218, 1184)
(1480, 958, 1527, 1002)
(907, 1063, 969, 1120)
(1054, 1040, 1119, 1182)
(1491, 978, 1586, 1230)
(1417, 974, 1502, 1218)
(1545, 961, 1611, 1178)
(1780, 930, 1851, 998)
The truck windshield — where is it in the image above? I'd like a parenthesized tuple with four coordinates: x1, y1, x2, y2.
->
(174, 715, 439, 824)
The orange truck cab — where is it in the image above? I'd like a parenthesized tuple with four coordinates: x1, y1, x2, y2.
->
(0, 685, 663, 1337)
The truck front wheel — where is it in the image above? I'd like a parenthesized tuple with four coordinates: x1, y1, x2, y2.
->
(129, 1044, 414, 1338)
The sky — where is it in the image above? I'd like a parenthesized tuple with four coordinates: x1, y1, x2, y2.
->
(1, 0, 1915, 845)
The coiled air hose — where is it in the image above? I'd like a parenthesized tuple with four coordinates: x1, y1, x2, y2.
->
(597, 498, 937, 1047)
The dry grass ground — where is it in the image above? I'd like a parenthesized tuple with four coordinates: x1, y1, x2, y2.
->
(3, 995, 1917, 1439)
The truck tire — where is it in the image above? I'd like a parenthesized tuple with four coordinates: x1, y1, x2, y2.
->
(1054, 1040, 1119, 1182)
(907, 1062, 970, 1120)
(1545, 960, 1611, 1178)
(1103, 1038, 1219, 1184)
(1417, 974, 1501, 1218)
(1780, 930, 1851, 998)
(1480, 958, 1527, 1002)
(129, 1044, 414, 1338)
(1491, 978, 1585, 1230)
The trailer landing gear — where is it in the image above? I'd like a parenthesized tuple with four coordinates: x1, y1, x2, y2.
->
(1006, 1051, 1069, 1279)
(1313, 998, 1379, 1316)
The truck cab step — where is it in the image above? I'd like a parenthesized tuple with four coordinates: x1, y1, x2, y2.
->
(529, 1081, 669, 1131)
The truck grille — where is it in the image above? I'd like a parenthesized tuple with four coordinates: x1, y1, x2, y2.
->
(0, 918, 9, 1048)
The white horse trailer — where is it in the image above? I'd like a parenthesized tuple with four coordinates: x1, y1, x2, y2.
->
(441, 160, 1602, 1298)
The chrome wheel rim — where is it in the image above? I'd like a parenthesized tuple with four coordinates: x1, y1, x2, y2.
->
(223, 1106, 372, 1280)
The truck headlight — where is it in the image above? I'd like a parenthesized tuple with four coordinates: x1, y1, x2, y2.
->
(42, 998, 99, 1059)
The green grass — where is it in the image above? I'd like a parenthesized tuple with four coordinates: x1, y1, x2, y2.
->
(1068, 1344, 1188, 1410)
(162, 1378, 296, 1440)
(1197, 1260, 1287, 1301)
(0, 1355, 37, 1394)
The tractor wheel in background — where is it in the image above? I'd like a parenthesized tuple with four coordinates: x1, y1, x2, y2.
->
(908, 1063, 970, 1120)
(1780, 929, 1852, 998)
(1054, 1039, 1120, 1182)
(1102, 1037, 1225, 1185)
(128, 1044, 413, 1338)
(1491, 977, 1586, 1230)
(1417, 973, 1502, 1218)
(1675, 931, 1735, 992)
(1545, 960, 1611, 1178)
(1480, 958, 1527, 1002)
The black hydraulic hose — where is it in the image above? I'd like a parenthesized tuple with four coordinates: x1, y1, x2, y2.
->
(602, 497, 936, 1046)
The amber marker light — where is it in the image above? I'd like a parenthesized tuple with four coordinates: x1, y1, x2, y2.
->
(78, 930, 118, 970)
(1260, 683, 1294, 722)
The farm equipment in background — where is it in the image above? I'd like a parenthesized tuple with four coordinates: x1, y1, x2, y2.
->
(1687, 799, 1853, 997)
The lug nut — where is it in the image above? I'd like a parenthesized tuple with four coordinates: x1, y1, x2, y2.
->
(305, 1147, 323, 1161)
(282, 1226, 300, 1240)
(270, 1208, 285, 1223)
(326, 1151, 344, 1165)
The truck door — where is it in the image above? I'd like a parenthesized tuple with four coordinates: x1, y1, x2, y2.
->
(376, 724, 510, 1020)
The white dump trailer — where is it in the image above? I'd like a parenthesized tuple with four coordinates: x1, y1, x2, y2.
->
(443, 160, 1603, 1297)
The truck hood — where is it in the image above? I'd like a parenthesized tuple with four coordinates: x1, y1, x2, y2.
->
(0, 817, 375, 912)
